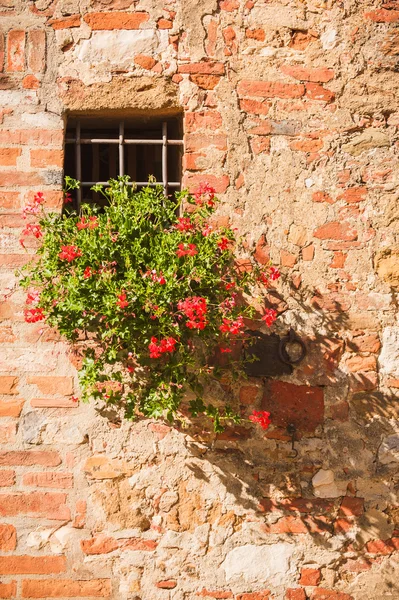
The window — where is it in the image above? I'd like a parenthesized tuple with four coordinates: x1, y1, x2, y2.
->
(64, 114, 183, 208)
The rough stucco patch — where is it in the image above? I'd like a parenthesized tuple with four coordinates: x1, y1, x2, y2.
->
(375, 248, 399, 286)
(342, 129, 390, 156)
(57, 75, 180, 112)
(222, 543, 295, 585)
(379, 327, 399, 377)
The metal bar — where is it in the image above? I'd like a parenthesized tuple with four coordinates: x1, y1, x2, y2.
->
(65, 138, 184, 146)
(162, 121, 168, 196)
(119, 122, 124, 177)
(76, 121, 82, 210)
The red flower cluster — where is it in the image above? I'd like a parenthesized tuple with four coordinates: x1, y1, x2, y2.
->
(149, 336, 177, 358)
(178, 296, 208, 330)
(22, 192, 44, 218)
(24, 307, 45, 323)
(26, 290, 40, 305)
(83, 266, 94, 279)
(262, 308, 277, 327)
(194, 183, 216, 207)
(217, 237, 229, 251)
(270, 266, 280, 281)
(202, 224, 213, 237)
(145, 270, 166, 285)
(116, 292, 129, 309)
(175, 217, 194, 232)
(22, 223, 42, 239)
(249, 410, 271, 430)
(219, 315, 244, 335)
(77, 216, 99, 230)
(59, 245, 82, 262)
(176, 243, 198, 257)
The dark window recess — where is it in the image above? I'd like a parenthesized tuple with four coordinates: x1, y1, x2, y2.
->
(64, 115, 183, 208)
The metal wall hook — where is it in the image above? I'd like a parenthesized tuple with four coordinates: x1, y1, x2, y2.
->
(286, 423, 298, 458)
(278, 328, 307, 366)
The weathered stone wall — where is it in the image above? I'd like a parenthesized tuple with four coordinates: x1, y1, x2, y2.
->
(0, 1, 398, 599)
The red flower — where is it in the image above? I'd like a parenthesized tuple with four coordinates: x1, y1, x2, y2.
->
(225, 281, 235, 290)
(83, 266, 94, 279)
(249, 410, 271, 430)
(219, 316, 244, 335)
(194, 182, 216, 207)
(22, 192, 45, 218)
(116, 292, 129, 309)
(26, 290, 40, 305)
(220, 347, 232, 353)
(149, 336, 177, 358)
(202, 224, 213, 237)
(258, 272, 269, 286)
(64, 192, 73, 204)
(77, 216, 99, 230)
(24, 307, 45, 323)
(261, 308, 277, 327)
(147, 270, 166, 284)
(175, 217, 194, 232)
(270, 266, 280, 281)
(58, 245, 82, 262)
(217, 237, 229, 251)
(176, 243, 198, 257)
(178, 296, 208, 330)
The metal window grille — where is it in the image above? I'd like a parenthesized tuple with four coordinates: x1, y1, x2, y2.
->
(65, 118, 184, 209)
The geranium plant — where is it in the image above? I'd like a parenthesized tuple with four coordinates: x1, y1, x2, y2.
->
(19, 177, 280, 431)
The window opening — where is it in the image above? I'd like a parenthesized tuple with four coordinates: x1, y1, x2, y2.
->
(64, 115, 183, 209)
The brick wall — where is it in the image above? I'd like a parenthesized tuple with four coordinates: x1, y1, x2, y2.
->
(0, 1, 398, 598)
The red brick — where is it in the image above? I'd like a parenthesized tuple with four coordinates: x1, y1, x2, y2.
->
(348, 334, 380, 353)
(0, 129, 63, 145)
(178, 62, 225, 75)
(237, 594, 270, 600)
(219, 0, 239, 11)
(0, 492, 70, 520)
(290, 138, 323, 152)
(262, 381, 324, 433)
(334, 518, 354, 534)
(0, 399, 24, 417)
(245, 28, 266, 41)
(365, 9, 399, 22)
(0, 470, 15, 487)
(0, 191, 20, 209)
(156, 580, 177, 589)
(305, 83, 335, 102)
(0, 423, 16, 444)
(313, 222, 357, 241)
(27, 30, 46, 72)
(330, 401, 349, 421)
(238, 80, 305, 99)
(0, 581, 16, 599)
(25, 190, 63, 209)
(0, 523, 16, 550)
(157, 18, 173, 29)
(0, 326, 16, 343)
(22, 74, 39, 89)
(185, 133, 227, 152)
(302, 244, 315, 261)
(72, 499, 86, 528)
(0, 555, 66, 575)
(197, 591, 233, 599)
(310, 590, 353, 600)
(30, 149, 63, 168)
(134, 54, 156, 70)
(254, 234, 270, 264)
(240, 98, 270, 115)
(365, 538, 396, 555)
(190, 74, 222, 89)
(329, 252, 346, 269)
(312, 191, 334, 204)
(0, 171, 46, 187)
(239, 385, 259, 405)
(30, 397, 78, 408)
(250, 136, 270, 155)
(184, 174, 229, 194)
(0, 254, 32, 268)
(0, 148, 21, 166)
(49, 15, 81, 29)
(300, 568, 321, 586)
(281, 250, 297, 267)
(264, 516, 308, 534)
(0, 376, 18, 395)
(21, 579, 111, 598)
(84, 12, 149, 30)
(185, 111, 222, 132)
(81, 534, 119, 555)
(22, 472, 73, 488)
(0, 451, 61, 467)
(281, 65, 334, 83)
(285, 590, 306, 600)
(6, 30, 25, 72)
(345, 355, 377, 373)
(337, 187, 367, 204)
(339, 496, 364, 517)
